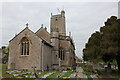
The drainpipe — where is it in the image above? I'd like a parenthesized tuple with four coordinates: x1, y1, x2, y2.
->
(42, 41, 44, 72)
(40, 42, 42, 71)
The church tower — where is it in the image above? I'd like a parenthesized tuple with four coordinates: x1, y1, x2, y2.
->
(50, 10, 66, 66)
(50, 10, 66, 36)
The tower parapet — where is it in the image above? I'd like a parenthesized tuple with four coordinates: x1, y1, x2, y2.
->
(61, 10, 65, 17)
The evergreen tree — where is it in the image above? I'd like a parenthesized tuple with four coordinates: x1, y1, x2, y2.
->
(83, 16, 120, 72)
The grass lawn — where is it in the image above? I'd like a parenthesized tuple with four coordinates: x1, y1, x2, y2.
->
(1, 64, 76, 79)
(83, 71, 91, 75)
(83, 71, 93, 80)
(87, 75, 93, 80)
(0, 64, 2, 78)
(61, 71, 73, 78)
(1, 64, 33, 78)
(79, 65, 94, 79)
(38, 72, 49, 78)
(2, 64, 9, 78)
(47, 71, 62, 78)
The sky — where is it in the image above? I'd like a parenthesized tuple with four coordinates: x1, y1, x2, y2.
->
(118, 1, 120, 18)
(1, 1, 118, 58)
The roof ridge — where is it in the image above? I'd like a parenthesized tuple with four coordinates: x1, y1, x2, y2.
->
(9, 27, 42, 42)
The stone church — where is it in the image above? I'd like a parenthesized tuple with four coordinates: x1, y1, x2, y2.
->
(8, 10, 75, 71)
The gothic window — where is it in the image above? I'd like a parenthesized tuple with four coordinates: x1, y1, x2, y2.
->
(59, 48, 65, 60)
(21, 37, 29, 56)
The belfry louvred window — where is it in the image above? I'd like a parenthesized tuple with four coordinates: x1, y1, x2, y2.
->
(21, 37, 29, 56)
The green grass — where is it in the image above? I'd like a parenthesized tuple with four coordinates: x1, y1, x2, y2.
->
(87, 75, 93, 80)
(2, 64, 9, 78)
(1, 64, 76, 79)
(1, 64, 33, 78)
(0, 64, 2, 78)
(47, 71, 62, 78)
(83, 71, 93, 80)
(38, 72, 49, 78)
(61, 71, 73, 78)
(83, 71, 91, 75)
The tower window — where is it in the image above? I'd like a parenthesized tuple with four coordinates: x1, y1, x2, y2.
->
(21, 37, 29, 56)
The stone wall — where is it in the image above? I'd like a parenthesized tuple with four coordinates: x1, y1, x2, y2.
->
(59, 39, 75, 67)
(42, 42, 53, 71)
(8, 28, 42, 71)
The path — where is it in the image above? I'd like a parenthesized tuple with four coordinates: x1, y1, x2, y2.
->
(76, 67, 87, 78)
(69, 72, 76, 78)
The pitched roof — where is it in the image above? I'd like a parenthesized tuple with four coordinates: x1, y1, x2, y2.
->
(9, 27, 42, 42)
(9, 26, 52, 47)
(35, 27, 51, 43)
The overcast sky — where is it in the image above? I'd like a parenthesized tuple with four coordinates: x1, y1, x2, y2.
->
(1, 2, 118, 58)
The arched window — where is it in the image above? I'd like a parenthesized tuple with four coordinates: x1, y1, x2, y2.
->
(59, 48, 65, 60)
(21, 37, 29, 56)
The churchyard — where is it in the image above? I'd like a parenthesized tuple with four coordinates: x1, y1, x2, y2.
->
(1, 63, 98, 79)
(0, 63, 102, 79)
(1, 62, 120, 79)
(2, 68, 74, 78)
(1, 63, 75, 79)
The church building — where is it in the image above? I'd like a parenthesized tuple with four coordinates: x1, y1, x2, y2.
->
(8, 10, 75, 71)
